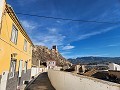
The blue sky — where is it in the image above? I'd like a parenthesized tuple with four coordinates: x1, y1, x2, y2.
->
(7, 0, 120, 58)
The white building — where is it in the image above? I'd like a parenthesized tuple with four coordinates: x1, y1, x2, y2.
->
(47, 60, 56, 69)
(108, 63, 120, 71)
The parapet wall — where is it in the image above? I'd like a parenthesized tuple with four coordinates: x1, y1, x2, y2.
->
(31, 67, 47, 77)
(48, 70, 120, 90)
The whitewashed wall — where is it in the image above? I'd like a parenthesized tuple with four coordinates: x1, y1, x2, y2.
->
(48, 69, 120, 90)
(31, 67, 47, 77)
(0, 71, 8, 90)
(109, 63, 120, 71)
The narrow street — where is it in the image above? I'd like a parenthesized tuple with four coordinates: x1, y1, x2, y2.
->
(25, 72, 55, 90)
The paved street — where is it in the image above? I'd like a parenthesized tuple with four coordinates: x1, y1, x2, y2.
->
(25, 72, 55, 90)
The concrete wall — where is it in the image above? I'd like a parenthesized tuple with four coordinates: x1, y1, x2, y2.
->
(6, 69, 31, 90)
(0, 69, 31, 90)
(48, 70, 120, 90)
(53, 66, 62, 71)
(19, 69, 31, 86)
(6, 72, 18, 90)
(31, 67, 47, 77)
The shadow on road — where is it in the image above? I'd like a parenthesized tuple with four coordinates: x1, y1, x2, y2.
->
(25, 72, 55, 90)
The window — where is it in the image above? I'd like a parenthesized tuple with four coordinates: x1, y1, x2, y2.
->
(115, 67, 117, 71)
(11, 25, 18, 44)
(29, 45, 32, 54)
(9, 60, 16, 78)
(24, 61, 28, 73)
(24, 39, 27, 51)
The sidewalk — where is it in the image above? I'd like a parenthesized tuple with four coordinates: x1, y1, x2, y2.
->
(25, 72, 55, 90)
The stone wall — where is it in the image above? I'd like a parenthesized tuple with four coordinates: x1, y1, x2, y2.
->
(48, 69, 120, 90)
(19, 69, 31, 86)
(6, 69, 31, 90)
(6, 72, 18, 90)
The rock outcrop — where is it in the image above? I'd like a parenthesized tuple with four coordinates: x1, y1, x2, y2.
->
(32, 45, 70, 67)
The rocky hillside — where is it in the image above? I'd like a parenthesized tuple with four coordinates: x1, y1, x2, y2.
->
(32, 45, 70, 67)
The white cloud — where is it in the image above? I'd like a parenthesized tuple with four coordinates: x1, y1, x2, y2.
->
(21, 20, 38, 30)
(78, 26, 118, 41)
(62, 44, 75, 50)
(32, 27, 66, 48)
(61, 51, 71, 55)
(47, 28, 57, 34)
(33, 42, 45, 46)
(56, 20, 61, 23)
(106, 44, 120, 47)
(20, 21, 66, 48)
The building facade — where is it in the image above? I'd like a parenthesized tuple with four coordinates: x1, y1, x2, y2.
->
(109, 63, 120, 71)
(47, 60, 56, 69)
(0, 1, 34, 90)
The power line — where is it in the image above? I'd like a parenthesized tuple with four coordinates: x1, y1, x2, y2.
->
(8, 12, 120, 24)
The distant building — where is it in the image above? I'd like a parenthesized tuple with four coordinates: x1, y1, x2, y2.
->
(47, 60, 56, 69)
(52, 45, 57, 51)
(0, 1, 34, 90)
(108, 63, 120, 71)
(108, 63, 120, 81)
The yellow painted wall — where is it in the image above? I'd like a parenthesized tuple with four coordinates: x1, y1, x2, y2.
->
(0, 5, 33, 75)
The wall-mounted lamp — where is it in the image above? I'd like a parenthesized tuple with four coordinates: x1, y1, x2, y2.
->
(12, 53, 17, 57)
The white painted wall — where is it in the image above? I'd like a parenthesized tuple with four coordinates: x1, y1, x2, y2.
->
(53, 66, 62, 71)
(48, 69, 120, 90)
(18, 60, 23, 77)
(75, 65, 80, 73)
(109, 63, 120, 71)
(0, 71, 8, 90)
(31, 67, 47, 77)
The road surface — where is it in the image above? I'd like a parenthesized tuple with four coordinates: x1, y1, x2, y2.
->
(25, 72, 55, 90)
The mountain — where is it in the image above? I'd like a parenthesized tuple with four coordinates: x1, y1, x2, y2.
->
(32, 45, 70, 67)
(68, 56, 120, 65)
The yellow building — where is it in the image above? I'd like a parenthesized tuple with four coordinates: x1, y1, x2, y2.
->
(0, 1, 34, 90)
